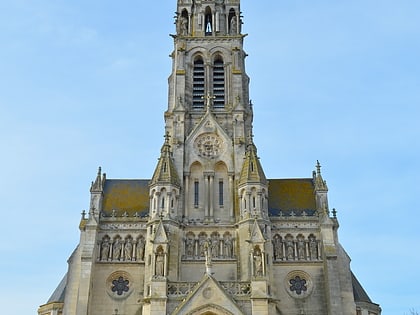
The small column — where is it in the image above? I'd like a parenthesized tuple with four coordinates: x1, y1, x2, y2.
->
(204, 174, 209, 219)
(247, 192, 252, 218)
(185, 173, 190, 218)
(228, 173, 234, 219)
(166, 192, 172, 217)
(209, 173, 214, 220)
(257, 192, 262, 215)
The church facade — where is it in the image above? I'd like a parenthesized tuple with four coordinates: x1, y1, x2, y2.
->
(38, 1, 381, 314)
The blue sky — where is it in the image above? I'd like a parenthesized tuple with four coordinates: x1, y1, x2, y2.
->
(0, 1, 419, 314)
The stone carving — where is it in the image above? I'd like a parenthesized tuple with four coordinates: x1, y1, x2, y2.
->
(272, 234, 320, 262)
(113, 237, 122, 260)
(124, 237, 133, 261)
(309, 235, 318, 260)
(100, 236, 110, 261)
(253, 247, 263, 277)
(230, 16, 237, 35)
(210, 233, 219, 258)
(273, 234, 282, 260)
(297, 236, 306, 260)
(223, 234, 233, 258)
(198, 233, 208, 257)
(285, 236, 294, 260)
(137, 236, 145, 261)
(185, 234, 195, 257)
(155, 247, 165, 277)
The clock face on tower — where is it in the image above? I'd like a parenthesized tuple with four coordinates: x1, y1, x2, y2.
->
(194, 133, 224, 159)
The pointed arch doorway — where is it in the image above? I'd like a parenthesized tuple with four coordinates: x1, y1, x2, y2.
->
(186, 304, 236, 315)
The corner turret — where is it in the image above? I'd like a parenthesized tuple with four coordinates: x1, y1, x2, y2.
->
(238, 135, 268, 220)
(149, 134, 181, 220)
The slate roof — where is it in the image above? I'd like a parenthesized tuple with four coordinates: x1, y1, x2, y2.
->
(101, 177, 317, 216)
(352, 272, 373, 303)
(47, 273, 67, 303)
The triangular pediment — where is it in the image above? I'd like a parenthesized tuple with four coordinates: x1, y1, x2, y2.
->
(249, 220, 266, 244)
(172, 274, 244, 315)
(152, 221, 168, 244)
(185, 111, 230, 148)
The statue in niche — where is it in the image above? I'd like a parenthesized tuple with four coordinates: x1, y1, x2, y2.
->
(113, 238, 122, 260)
(204, 240, 212, 264)
(309, 236, 318, 260)
(124, 238, 133, 261)
(273, 235, 282, 260)
(155, 248, 165, 277)
(179, 16, 188, 35)
(137, 237, 145, 261)
(230, 16, 237, 35)
(199, 234, 207, 257)
(100, 237, 110, 261)
(211, 235, 219, 258)
(285, 238, 294, 260)
(224, 235, 233, 258)
(253, 248, 263, 276)
(297, 237, 305, 260)
(186, 236, 195, 257)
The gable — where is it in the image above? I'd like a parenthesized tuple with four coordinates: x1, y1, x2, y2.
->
(172, 275, 244, 315)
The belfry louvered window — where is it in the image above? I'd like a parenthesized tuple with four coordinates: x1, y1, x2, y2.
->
(213, 58, 225, 109)
(193, 58, 205, 109)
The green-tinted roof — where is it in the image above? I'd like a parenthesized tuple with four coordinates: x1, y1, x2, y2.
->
(268, 178, 316, 213)
(102, 179, 149, 216)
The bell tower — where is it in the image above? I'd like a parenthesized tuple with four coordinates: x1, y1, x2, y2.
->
(162, 0, 256, 225)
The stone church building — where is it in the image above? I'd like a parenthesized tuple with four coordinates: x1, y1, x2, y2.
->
(38, 0, 381, 314)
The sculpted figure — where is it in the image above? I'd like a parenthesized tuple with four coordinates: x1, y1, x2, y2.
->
(297, 238, 305, 260)
(113, 238, 122, 260)
(155, 249, 165, 277)
(309, 236, 318, 260)
(124, 238, 133, 261)
(101, 237, 110, 261)
(273, 235, 282, 260)
(224, 235, 233, 258)
(211, 236, 219, 258)
(137, 237, 145, 261)
(186, 236, 195, 257)
(230, 16, 237, 35)
(253, 250, 263, 276)
(286, 239, 294, 260)
(199, 234, 207, 257)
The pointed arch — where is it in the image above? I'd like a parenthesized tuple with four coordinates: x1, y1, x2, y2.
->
(193, 56, 205, 109)
(204, 6, 213, 35)
(212, 55, 225, 109)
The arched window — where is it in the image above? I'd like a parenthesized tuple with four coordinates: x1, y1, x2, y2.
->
(213, 57, 225, 109)
(193, 57, 205, 109)
(204, 7, 212, 35)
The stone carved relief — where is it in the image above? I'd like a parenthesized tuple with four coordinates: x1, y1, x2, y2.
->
(183, 231, 235, 260)
(272, 233, 321, 262)
(98, 233, 146, 263)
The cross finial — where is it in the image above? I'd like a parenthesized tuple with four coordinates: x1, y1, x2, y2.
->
(316, 160, 321, 175)
(202, 92, 215, 111)
(81, 210, 86, 220)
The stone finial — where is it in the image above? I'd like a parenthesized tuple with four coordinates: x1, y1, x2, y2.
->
(90, 166, 104, 192)
(314, 160, 328, 191)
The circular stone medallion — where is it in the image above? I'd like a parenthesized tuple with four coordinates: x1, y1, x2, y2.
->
(194, 133, 223, 159)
